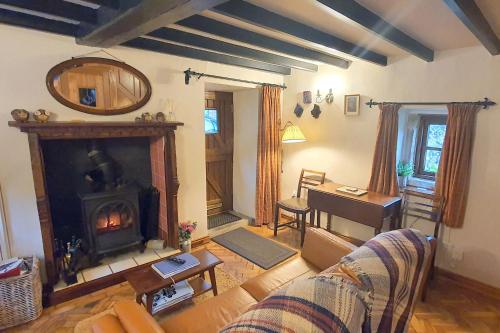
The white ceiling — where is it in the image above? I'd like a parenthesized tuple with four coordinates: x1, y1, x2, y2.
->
(194, 0, 500, 64)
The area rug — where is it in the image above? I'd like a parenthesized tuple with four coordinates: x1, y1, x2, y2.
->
(73, 266, 239, 333)
(208, 212, 242, 229)
(212, 227, 296, 269)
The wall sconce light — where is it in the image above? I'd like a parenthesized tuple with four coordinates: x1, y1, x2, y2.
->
(281, 121, 306, 143)
(325, 88, 334, 104)
(315, 90, 323, 103)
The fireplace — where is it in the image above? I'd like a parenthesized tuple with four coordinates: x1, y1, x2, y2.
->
(8, 121, 183, 304)
(80, 188, 143, 261)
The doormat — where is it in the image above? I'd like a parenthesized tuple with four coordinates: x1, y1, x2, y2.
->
(208, 212, 241, 229)
(212, 228, 296, 269)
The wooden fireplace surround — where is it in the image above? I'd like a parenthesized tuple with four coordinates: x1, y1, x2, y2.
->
(8, 121, 183, 304)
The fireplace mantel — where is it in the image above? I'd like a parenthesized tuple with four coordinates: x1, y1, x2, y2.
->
(9, 120, 183, 304)
(8, 121, 184, 139)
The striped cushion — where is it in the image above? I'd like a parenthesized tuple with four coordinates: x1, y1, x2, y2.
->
(220, 273, 368, 333)
(221, 229, 430, 333)
(341, 229, 431, 333)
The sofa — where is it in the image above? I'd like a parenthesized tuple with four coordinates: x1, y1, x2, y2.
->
(92, 228, 434, 333)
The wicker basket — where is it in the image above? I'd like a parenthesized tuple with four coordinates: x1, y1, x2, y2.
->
(0, 257, 43, 329)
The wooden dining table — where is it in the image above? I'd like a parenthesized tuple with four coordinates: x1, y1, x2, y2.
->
(307, 182, 402, 235)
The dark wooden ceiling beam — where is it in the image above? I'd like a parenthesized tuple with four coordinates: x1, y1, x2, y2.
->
(77, 0, 229, 48)
(0, 8, 78, 36)
(81, 0, 121, 9)
(0, 0, 97, 24)
(443, 0, 500, 55)
(212, 0, 387, 65)
(148, 28, 318, 71)
(122, 37, 292, 75)
(317, 0, 434, 62)
(177, 15, 350, 68)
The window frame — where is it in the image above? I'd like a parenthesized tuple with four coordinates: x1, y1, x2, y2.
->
(414, 115, 447, 180)
(204, 108, 220, 135)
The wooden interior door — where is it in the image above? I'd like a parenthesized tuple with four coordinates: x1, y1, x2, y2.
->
(205, 91, 234, 216)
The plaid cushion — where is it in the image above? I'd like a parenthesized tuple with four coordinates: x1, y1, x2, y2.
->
(220, 273, 368, 333)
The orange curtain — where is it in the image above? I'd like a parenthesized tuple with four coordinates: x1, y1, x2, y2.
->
(368, 103, 401, 196)
(435, 103, 480, 228)
(255, 86, 282, 226)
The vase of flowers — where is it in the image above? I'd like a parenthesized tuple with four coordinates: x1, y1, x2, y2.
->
(397, 161, 414, 188)
(179, 221, 197, 253)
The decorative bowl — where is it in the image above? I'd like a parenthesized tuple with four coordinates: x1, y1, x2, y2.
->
(11, 109, 30, 122)
(33, 109, 51, 123)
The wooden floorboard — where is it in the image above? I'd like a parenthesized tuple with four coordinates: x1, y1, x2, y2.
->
(5, 226, 500, 332)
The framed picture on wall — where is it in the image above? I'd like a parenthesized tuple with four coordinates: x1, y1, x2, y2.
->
(344, 94, 360, 116)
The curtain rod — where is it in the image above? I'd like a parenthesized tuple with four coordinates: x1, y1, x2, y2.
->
(366, 98, 496, 109)
(183, 69, 287, 89)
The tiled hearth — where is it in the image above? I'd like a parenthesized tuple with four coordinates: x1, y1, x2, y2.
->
(53, 247, 179, 292)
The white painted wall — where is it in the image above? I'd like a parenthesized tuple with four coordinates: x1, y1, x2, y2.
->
(2, 24, 498, 289)
(0, 25, 282, 275)
(233, 89, 260, 219)
(282, 46, 500, 288)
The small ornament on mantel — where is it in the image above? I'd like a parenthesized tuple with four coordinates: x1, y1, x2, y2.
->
(155, 112, 166, 122)
(141, 112, 153, 122)
(10, 109, 30, 122)
(33, 109, 50, 123)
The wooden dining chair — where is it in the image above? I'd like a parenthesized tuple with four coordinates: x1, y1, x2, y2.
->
(273, 169, 326, 246)
(401, 186, 444, 300)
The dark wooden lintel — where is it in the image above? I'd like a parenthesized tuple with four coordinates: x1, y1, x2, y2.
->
(77, 0, 229, 47)
(443, 0, 500, 55)
(0, 8, 78, 36)
(0, 0, 97, 24)
(213, 0, 387, 65)
(177, 15, 350, 69)
(148, 27, 318, 71)
(317, 0, 434, 61)
(122, 37, 292, 75)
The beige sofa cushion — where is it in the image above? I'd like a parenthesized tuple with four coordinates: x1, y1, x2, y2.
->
(240, 257, 319, 301)
(301, 228, 358, 271)
(161, 286, 257, 333)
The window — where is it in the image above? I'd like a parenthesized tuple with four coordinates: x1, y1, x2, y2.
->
(204, 108, 219, 134)
(415, 115, 447, 179)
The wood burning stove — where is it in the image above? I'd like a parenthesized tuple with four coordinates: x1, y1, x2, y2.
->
(80, 188, 143, 261)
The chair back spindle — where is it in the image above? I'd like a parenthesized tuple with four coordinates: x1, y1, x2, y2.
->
(296, 169, 326, 198)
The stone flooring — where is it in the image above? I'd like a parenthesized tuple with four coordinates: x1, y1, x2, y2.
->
(4, 226, 500, 332)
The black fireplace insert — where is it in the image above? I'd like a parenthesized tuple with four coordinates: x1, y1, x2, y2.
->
(80, 188, 143, 261)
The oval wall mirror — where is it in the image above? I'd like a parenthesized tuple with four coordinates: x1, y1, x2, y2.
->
(46, 57, 152, 115)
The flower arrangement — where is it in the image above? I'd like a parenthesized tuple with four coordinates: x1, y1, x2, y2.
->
(179, 221, 197, 241)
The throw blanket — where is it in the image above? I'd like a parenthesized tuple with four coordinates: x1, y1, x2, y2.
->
(220, 274, 368, 333)
(220, 229, 430, 333)
(340, 229, 431, 333)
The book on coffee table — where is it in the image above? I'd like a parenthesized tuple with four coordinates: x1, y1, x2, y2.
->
(151, 253, 200, 279)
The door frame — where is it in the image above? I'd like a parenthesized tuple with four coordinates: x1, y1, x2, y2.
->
(205, 91, 234, 216)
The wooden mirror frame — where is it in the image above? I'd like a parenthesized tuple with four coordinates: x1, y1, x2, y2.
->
(46, 57, 152, 116)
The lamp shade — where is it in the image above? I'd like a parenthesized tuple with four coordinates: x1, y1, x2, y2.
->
(282, 123, 306, 143)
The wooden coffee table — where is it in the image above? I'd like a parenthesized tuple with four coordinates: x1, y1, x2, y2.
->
(125, 249, 223, 315)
